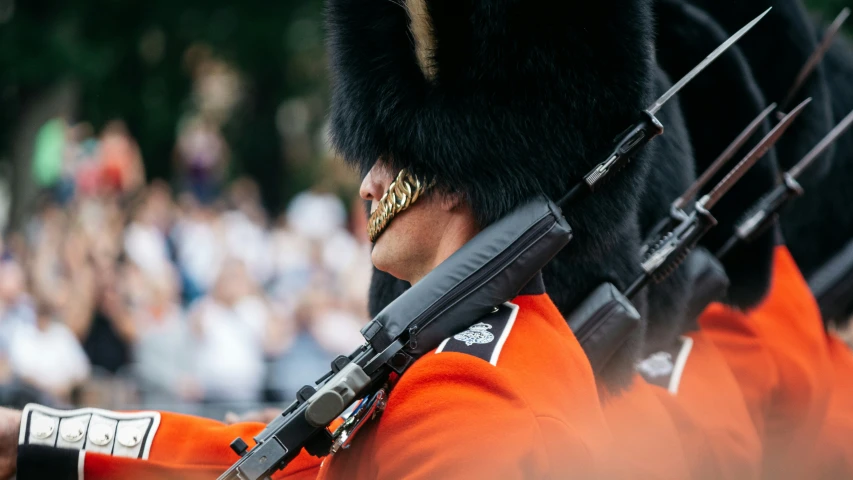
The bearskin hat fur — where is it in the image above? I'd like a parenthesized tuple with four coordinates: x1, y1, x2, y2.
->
(655, 0, 780, 310)
(326, 0, 655, 232)
(685, 0, 836, 181)
(331, 0, 665, 389)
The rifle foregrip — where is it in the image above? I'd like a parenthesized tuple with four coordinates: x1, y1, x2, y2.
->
(735, 174, 803, 242)
(641, 208, 718, 287)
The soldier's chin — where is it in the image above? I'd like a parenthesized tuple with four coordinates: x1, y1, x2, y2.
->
(370, 221, 409, 282)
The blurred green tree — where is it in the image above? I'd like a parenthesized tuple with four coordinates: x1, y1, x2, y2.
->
(806, 0, 853, 35)
(0, 0, 325, 214)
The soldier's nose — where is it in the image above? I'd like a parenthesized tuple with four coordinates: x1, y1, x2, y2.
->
(360, 163, 386, 202)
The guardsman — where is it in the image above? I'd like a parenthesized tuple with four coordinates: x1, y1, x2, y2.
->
(635, 1, 781, 478)
(698, 239, 832, 480)
(361, 9, 702, 480)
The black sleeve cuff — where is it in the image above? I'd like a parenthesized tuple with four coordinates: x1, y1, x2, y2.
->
(17, 444, 79, 480)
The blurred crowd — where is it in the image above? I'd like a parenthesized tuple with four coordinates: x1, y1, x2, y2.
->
(0, 118, 372, 414)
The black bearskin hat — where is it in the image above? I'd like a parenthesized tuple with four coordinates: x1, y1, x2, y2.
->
(330, 0, 664, 389)
(655, 0, 780, 310)
(326, 0, 654, 230)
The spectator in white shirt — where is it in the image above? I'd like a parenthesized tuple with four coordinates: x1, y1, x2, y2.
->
(188, 259, 271, 403)
(9, 300, 90, 402)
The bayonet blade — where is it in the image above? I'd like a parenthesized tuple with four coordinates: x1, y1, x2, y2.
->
(780, 7, 850, 112)
(674, 103, 777, 209)
(647, 7, 772, 115)
(789, 106, 853, 179)
(701, 98, 811, 209)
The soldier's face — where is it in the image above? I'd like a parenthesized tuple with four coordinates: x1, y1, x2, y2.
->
(360, 161, 466, 284)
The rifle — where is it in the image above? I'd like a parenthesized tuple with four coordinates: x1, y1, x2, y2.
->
(569, 95, 805, 372)
(221, 198, 572, 480)
(628, 99, 811, 298)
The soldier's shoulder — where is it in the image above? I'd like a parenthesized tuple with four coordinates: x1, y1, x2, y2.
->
(638, 335, 694, 394)
(432, 302, 521, 366)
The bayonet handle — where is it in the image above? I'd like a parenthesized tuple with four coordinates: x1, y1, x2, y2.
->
(717, 173, 803, 258)
(558, 111, 663, 207)
(736, 174, 803, 241)
(585, 111, 663, 190)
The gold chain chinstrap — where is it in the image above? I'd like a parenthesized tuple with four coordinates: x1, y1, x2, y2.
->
(368, 169, 429, 243)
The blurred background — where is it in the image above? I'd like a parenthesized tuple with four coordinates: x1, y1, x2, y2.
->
(0, 0, 845, 418)
(0, 0, 371, 419)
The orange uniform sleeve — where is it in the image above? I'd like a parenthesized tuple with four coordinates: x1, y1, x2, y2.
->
(17, 406, 323, 480)
(87, 412, 323, 480)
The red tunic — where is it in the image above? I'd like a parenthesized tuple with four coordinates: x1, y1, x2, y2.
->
(600, 375, 692, 480)
(652, 331, 762, 480)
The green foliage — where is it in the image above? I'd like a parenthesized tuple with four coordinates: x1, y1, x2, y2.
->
(805, 0, 853, 35)
(0, 0, 325, 211)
